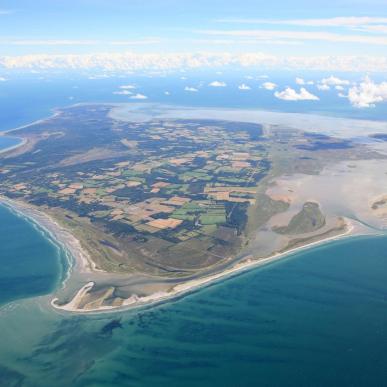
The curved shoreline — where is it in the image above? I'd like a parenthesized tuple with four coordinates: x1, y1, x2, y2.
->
(51, 218, 369, 314)
(0, 197, 363, 314)
(0, 136, 26, 155)
(1, 197, 379, 315)
(0, 110, 62, 154)
(1, 102, 386, 314)
(0, 197, 96, 279)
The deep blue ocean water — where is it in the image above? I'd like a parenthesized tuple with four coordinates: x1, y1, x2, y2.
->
(0, 73, 387, 386)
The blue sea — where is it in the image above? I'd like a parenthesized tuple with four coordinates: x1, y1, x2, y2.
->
(0, 228, 387, 386)
(0, 205, 66, 306)
(1, 72, 387, 386)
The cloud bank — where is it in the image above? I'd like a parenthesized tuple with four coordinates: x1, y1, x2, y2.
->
(1, 52, 387, 73)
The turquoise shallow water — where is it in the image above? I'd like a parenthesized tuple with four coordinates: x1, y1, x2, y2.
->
(0, 205, 65, 306)
(0, 205, 387, 386)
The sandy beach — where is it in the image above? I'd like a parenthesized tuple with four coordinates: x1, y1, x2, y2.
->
(0, 195, 365, 314)
(1, 196, 379, 314)
(1, 105, 385, 314)
(0, 197, 96, 276)
(0, 137, 27, 155)
(1, 111, 60, 136)
(50, 215, 373, 314)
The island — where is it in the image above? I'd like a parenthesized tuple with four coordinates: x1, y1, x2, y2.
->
(0, 104, 385, 312)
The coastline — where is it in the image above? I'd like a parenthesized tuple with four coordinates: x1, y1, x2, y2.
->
(1, 197, 377, 314)
(1, 101, 385, 314)
(0, 110, 62, 155)
(0, 136, 26, 155)
(1, 110, 60, 136)
(0, 197, 97, 277)
(51, 216, 368, 314)
(0, 196, 362, 314)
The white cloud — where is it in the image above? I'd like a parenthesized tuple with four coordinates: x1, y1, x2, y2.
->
(274, 87, 319, 101)
(216, 17, 387, 28)
(113, 90, 132, 95)
(245, 74, 268, 80)
(193, 38, 304, 46)
(317, 84, 330, 91)
(184, 86, 198, 92)
(335, 85, 345, 91)
(1, 52, 387, 73)
(130, 93, 147, 100)
(164, 91, 171, 95)
(200, 29, 387, 46)
(321, 76, 350, 86)
(0, 38, 161, 46)
(347, 77, 387, 108)
(109, 39, 161, 46)
(209, 81, 227, 87)
(0, 76, 6, 81)
(296, 78, 314, 85)
(261, 81, 277, 90)
(238, 83, 251, 90)
(358, 25, 387, 34)
(120, 84, 136, 89)
(88, 74, 110, 80)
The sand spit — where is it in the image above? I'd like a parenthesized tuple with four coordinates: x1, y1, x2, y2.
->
(1, 111, 61, 136)
(51, 218, 371, 314)
(0, 197, 366, 314)
(0, 137, 27, 155)
(0, 197, 378, 315)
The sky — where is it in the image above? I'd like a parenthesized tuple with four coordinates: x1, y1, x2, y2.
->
(0, 0, 387, 110)
(1, 0, 387, 57)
